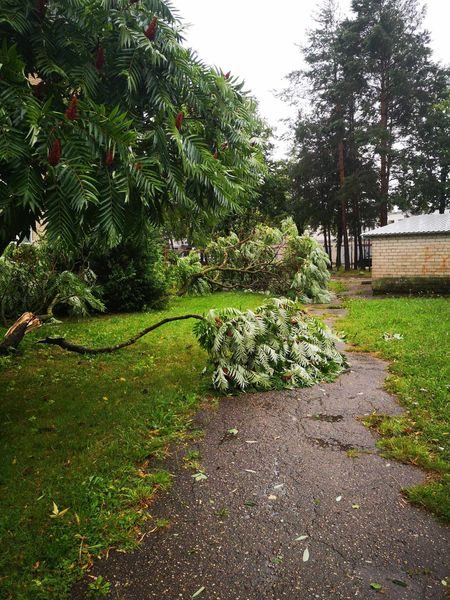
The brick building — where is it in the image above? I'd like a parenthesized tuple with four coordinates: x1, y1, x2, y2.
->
(364, 213, 450, 294)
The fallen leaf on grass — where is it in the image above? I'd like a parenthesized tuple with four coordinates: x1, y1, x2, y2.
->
(49, 502, 69, 519)
(382, 332, 403, 341)
(302, 548, 310, 562)
(192, 586, 205, 598)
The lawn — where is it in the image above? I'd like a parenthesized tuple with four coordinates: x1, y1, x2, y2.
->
(338, 297, 450, 523)
(0, 292, 264, 600)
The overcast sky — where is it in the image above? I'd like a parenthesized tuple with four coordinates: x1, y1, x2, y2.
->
(172, 0, 450, 157)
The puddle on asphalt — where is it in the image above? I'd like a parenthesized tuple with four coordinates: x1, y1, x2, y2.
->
(309, 414, 343, 423)
(310, 438, 355, 451)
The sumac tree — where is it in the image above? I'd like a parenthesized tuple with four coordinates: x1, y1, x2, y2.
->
(0, 0, 265, 251)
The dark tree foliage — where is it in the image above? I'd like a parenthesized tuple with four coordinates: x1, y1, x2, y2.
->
(286, 0, 449, 269)
(217, 159, 298, 236)
(350, 0, 438, 225)
(91, 229, 168, 313)
(395, 84, 450, 214)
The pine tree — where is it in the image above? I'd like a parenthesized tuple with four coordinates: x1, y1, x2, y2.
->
(350, 0, 435, 225)
(395, 70, 450, 214)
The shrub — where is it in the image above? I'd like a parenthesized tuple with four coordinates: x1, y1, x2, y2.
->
(0, 242, 104, 323)
(194, 297, 346, 391)
(91, 232, 168, 313)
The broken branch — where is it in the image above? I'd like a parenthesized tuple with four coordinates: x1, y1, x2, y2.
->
(38, 314, 205, 355)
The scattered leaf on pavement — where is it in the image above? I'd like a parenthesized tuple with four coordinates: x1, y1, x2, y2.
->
(370, 582, 382, 591)
(192, 586, 205, 598)
(295, 535, 308, 541)
(302, 548, 310, 562)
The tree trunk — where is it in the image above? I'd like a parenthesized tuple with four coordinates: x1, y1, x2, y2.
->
(336, 207, 342, 270)
(323, 226, 329, 258)
(439, 164, 449, 214)
(379, 73, 389, 226)
(0, 313, 42, 355)
(352, 197, 361, 269)
(327, 228, 333, 268)
(338, 139, 351, 270)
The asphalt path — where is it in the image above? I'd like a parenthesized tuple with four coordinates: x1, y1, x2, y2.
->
(72, 294, 449, 599)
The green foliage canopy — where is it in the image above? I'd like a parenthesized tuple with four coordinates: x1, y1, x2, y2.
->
(174, 218, 332, 303)
(0, 0, 265, 251)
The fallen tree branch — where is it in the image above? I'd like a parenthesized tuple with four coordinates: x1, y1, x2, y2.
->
(38, 314, 205, 355)
(177, 260, 278, 296)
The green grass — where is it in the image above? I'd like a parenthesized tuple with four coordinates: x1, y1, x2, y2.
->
(338, 297, 450, 522)
(332, 269, 371, 278)
(0, 292, 264, 599)
(328, 279, 347, 294)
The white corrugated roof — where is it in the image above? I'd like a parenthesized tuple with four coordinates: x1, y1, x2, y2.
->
(364, 213, 450, 237)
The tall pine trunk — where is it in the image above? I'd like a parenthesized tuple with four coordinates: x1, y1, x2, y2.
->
(328, 228, 333, 268)
(439, 165, 448, 214)
(336, 205, 342, 270)
(338, 139, 351, 270)
(323, 226, 329, 259)
(379, 73, 389, 226)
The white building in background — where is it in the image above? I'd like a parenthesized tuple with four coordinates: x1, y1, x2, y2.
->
(365, 213, 450, 294)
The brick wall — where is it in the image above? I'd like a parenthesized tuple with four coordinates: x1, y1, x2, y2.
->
(371, 235, 450, 279)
